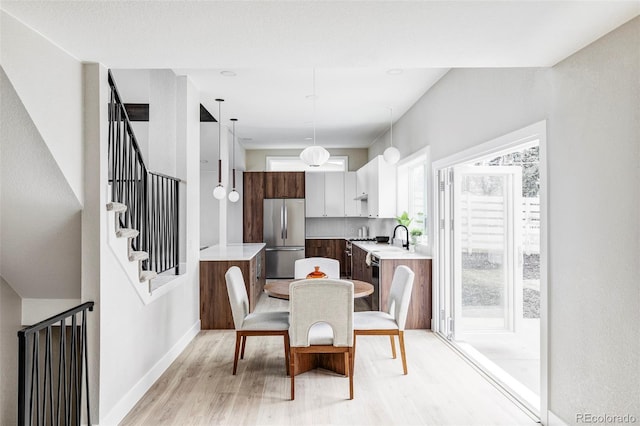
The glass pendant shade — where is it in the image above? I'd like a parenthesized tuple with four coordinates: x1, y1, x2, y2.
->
(213, 184, 226, 199)
(300, 145, 330, 167)
(383, 146, 401, 164)
(228, 190, 240, 203)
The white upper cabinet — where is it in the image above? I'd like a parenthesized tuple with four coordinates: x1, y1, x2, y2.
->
(362, 155, 397, 218)
(324, 172, 345, 217)
(305, 172, 325, 217)
(356, 162, 369, 200)
(344, 171, 360, 217)
(306, 158, 395, 218)
(305, 172, 345, 217)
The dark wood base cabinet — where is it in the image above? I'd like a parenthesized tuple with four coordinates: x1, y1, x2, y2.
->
(305, 239, 348, 277)
(200, 249, 266, 329)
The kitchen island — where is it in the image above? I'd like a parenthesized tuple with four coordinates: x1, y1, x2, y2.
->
(200, 243, 266, 329)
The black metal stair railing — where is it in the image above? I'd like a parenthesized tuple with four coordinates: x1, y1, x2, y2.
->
(17, 302, 94, 426)
(107, 70, 180, 275)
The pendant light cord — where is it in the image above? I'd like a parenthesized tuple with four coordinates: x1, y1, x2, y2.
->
(390, 107, 393, 148)
(231, 118, 237, 190)
(313, 68, 317, 146)
(216, 99, 224, 184)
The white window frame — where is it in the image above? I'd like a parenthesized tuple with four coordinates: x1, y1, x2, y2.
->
(397, 146, 430, 247)
(266, 156, 349, 172)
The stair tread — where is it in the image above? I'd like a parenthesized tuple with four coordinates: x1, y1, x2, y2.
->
(139, 271, 157, 283)
(106, 202, 127, 212)
(116, 228, 139, 238)
(129, 251, 149, 261)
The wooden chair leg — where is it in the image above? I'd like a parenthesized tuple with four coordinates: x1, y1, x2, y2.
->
(290, 349, 296, 400)
(233, 332, 241, 375)
(284, 333, 290, 376)
(398, 331, 408, 375)
(389, 334, 397, 359)
(348, 349, 354, 400)
(352, 333, 357, 374)
(240, 335, 247, 359)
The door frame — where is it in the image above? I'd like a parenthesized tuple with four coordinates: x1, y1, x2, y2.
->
(431, 120, 548, 422)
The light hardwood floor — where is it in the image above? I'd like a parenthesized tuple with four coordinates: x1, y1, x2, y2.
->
(121, 294, 536, 426)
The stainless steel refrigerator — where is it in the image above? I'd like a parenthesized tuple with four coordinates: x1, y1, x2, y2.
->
(263, 198, 306, 278)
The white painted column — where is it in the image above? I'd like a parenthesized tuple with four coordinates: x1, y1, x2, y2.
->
(218, 125, 230, 246)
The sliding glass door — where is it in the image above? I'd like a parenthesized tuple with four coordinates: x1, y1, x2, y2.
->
(434, 135, 543, 416)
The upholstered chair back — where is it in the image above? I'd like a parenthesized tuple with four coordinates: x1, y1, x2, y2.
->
(289, 279, 354, 347)
(225, 266, 250, 330)
(386, 265, 415, 331)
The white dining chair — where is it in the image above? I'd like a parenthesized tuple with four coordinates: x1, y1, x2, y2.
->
(353, 265, 414, 374)
(225, 266, 290, 375)
(294, 257, 340, 279)
(289, 279, 354, 400)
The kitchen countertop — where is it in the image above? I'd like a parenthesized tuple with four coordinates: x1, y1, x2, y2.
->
(200, 243, 266, 261)
(351, 241, 432, 260)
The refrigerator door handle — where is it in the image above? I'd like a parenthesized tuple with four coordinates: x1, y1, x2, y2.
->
(280, 203, 285, 240)
(283, 204, 288, 240)
(265, 247, 304, 251)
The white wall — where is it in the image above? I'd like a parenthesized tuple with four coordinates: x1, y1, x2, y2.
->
(83, 66, 202, 424)
(0, 67, 82, 302)
(149, 70, 178, 176)
(370, 17, 639, 425)
(0, 277, 21, 425)
(0, 11, 84, 203)
(547, 17, 639, 423)
(201, 123, 246, 246)
(200, 170, 220, 248)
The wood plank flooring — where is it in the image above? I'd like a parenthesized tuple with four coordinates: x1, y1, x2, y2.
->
(121, 295, 536, 426)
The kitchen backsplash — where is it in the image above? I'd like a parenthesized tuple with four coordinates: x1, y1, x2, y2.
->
(305, 217, 396, 239)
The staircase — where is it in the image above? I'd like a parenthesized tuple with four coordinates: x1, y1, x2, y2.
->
(106, 201, 157, 283)
(107, 70, 180, 291)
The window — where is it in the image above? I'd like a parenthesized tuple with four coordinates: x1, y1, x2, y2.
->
(266, 156, 348, 172)
(397, 147, 429, 244)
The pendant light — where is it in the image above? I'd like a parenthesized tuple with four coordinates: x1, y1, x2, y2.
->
(228, 118, 240, 203)
(300, 69, 330, 167)
(383, 107, 400, 164)
(213, 99, 226, 199)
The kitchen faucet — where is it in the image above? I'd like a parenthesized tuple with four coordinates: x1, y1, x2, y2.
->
(392, 225, 410, 250)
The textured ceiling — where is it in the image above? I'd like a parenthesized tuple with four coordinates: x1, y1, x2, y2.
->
(2, 1, 638, 150)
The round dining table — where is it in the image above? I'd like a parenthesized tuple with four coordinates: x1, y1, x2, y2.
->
(263, 278, 375, 377)
(264, 279, 374, 300)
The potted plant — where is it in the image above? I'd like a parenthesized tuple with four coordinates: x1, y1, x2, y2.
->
(410, 228, 423, 245)
(395, 211, 413, 228)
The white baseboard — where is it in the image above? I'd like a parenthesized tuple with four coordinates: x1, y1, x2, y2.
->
(22, 298, 82, 325)
(547, 410, 569, 426)
(99, 320, 201, 426)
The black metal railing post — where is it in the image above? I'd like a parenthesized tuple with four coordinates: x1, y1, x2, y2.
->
(17, 302, 94, 426)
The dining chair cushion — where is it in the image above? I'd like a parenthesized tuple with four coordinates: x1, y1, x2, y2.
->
(241, 311, 290, 331)
(289, 279, 354, 347)
(353, 311, 398, 330)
